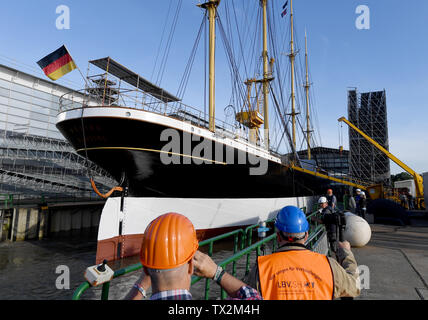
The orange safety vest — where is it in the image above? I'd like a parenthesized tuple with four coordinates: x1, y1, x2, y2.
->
(258, 249, 334, 300)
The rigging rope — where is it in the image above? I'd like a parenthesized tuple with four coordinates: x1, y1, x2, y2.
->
(150, 0, 174, 82)
(176, 13, 206, 100)
(156, 0, 183, 86)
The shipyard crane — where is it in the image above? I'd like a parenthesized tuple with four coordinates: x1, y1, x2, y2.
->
(338, 116, 425, 209)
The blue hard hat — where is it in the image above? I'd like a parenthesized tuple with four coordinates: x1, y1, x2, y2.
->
(275, 206, 309, 233)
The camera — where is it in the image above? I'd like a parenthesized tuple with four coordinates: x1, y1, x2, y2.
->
(321, 211, 347, 249)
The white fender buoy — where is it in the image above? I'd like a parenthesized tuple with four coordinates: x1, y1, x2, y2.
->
(343, 212, 371, 247)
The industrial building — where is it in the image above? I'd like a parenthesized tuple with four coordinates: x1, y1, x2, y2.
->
(297, 146, 353, 195)
(0, 63, 115, 200)
(298, 146, 349, 176)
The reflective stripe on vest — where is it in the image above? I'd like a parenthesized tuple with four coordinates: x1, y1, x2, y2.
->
(258, 250, 334, 300)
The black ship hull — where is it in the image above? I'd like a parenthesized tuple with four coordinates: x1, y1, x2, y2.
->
(56, 107, 331, 198)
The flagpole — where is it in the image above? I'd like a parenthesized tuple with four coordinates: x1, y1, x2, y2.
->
(62, 44, 93, 183)
(63, 44, 91, 90)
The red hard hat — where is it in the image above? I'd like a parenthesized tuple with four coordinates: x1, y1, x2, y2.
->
(140, 213, 199, 270)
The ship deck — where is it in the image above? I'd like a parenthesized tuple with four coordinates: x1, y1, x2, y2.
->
(353, 213, 428, 300)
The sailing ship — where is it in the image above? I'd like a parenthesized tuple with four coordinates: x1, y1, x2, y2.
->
(55, 0, 362, 262)
(57, 0, 331, 198)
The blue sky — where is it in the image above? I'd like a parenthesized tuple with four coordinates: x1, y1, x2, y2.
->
(0, 0, 427, 174)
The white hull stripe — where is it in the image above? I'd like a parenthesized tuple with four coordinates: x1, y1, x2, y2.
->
(98, 196, 316, 241)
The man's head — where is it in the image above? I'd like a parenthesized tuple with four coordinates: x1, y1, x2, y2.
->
(275, 206, 309, 245)
(318, 196, 328, 209)
(355, 188, 361, 195)
(140, 213, 199, 292)
(327, 189, 333, 196)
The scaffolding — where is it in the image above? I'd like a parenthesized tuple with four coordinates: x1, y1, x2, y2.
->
(0, 63, 116, 199)
(348, 89, 390, 185)
(0, 130, 117, 198)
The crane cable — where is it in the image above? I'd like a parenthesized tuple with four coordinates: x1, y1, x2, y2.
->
(338, 121, 344, 154)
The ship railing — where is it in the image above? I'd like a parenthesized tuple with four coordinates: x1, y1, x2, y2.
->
(59, 89, 271, 153)
(72, 207, 327, 300)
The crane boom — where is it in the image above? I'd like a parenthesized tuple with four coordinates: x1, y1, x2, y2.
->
(338, 116, 424, 201)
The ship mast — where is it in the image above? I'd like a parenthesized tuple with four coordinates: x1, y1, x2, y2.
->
(304, 30, 312, 160)
(198, 0, 220, 133)
(262, 0, 270, 149)
(235, 0, 272, 148)
(288, 0, 298, 149)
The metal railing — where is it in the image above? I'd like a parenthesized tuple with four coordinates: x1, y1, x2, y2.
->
(72, 207, 325, 300)
(58, 88, 272, 152)
(0, 194, 13, 209)
(60, 89, 238, 136)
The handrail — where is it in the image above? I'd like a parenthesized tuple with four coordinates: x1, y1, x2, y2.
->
(58, 89, 246, 144)
(72, 282, 91, 301)
(0, 194, 13, 209)
(72, 208, 325, 300)
(72, 227, 246, 300)
(210, 223, 325, 300)
(192, 228, 245, 300)
(243, 219, 275, 276)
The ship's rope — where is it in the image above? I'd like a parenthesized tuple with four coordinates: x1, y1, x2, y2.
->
(155, 0, 183, 86)
(150, 0, 174, 82)
(90, 178, 123, 199)
(217, 14, 248, 114)
(267, 0, 293, 154)
(80, 108, 124, 199)
(80, 109, 91, 180)
(176, 12, 206, 100)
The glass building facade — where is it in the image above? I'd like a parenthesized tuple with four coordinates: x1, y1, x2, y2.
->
(0, 63, 114, 199)
(298, 147, 350, 176)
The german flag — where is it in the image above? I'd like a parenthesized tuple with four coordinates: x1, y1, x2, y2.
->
(37, 45, 76, 81)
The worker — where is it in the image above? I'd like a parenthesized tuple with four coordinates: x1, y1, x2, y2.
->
(125, 212, 261, 300)
(315, 196, 338, 253)
(348, 192, 357, 214)
(358, 192, 367, 219)
(407, 191, 415, 210)
(355, 189, 362, 214)
(245, 206, 360, 300)
(326, 188, 337, 211)
(399, 192, 408, 209)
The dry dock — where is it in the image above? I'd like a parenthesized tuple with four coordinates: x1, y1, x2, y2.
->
(353, 214, 428, 300)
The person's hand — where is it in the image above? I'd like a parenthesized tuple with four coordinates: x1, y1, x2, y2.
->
(192, 250, 218, 279)
(338, 241, 351, 251)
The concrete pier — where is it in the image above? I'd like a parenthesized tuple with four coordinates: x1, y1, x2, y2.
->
(0, 201, 104, 242)
(353, 214, 428, 300)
